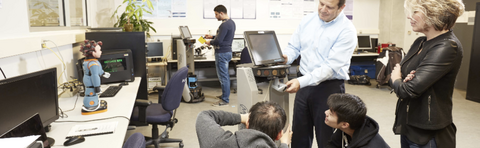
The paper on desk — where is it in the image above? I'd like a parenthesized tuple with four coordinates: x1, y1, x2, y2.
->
(67, 121, 118, 137)
(0, 135, 40, 148)
(198, 36, 206, 44)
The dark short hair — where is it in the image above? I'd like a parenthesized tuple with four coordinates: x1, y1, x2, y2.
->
(249, 101, 287, 140)
(338, 0, 346, 8)
(327, 93, 367, 130)
(214, 5, 227, 14)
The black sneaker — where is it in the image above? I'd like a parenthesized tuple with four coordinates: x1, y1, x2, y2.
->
(216, 95, 222, 99)
(212, 100, 228, 107)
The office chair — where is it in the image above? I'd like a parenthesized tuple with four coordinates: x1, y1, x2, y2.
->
(123, 133, 146, 148)
(130, 67, 188, 148)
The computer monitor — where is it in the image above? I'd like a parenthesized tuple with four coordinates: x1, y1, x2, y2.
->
(244, 31, 285, 66)
(0, 68, 59, 136)
(357, 35, 372, 51)
(147, 42, 164, 58)
(86, 32, 148, 100)
(1, 113, 51, 147)
(77, 49, 135, 84)
(179, 26, 192, 39)
(232, 38, 245, 53)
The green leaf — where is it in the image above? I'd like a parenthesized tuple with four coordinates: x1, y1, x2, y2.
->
(146, 0, 154, 10)
(142, 8, 152, 15)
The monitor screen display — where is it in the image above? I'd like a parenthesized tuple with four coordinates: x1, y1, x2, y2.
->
(244, 31, 284, 65)
(100, 58, 127, 73)
(0, 114, 49, 147)
(232, 38, 245, 53)
(179, 26, 192, 38)
(357, 35, 372, 50)
(147, 42, 164, 57)
(0, 68, 58, 136)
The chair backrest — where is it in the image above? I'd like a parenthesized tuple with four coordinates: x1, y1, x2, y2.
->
(160, 67, 188, 111)
(240, 47, 252, 64)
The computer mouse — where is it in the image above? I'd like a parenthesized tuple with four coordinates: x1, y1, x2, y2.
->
(64, 136, 85, 146)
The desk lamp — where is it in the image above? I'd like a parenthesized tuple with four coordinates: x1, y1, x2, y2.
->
(80, 40, 110, 115)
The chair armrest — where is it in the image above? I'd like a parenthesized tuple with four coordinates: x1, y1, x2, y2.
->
(135, 99, 152, 106)
(153, 86, 165, 92)
(153, 86, 165, 103)
(134, 100, 151, 124)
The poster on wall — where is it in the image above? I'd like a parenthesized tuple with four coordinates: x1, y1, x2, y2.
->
(143, 0, 187, 18)
(269, 0, 353, 20)
(204, 0, 256, 19)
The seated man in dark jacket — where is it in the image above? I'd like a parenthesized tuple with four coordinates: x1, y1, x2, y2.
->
(196, 101, 292, 148)
(325, 93, 389, 148)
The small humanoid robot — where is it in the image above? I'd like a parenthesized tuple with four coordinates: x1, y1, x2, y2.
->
(80, 40, 110, 115)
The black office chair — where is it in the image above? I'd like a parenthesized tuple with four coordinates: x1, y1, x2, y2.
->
(130, 67, 188, 148)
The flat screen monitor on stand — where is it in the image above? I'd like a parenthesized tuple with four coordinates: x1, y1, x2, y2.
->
(0, 68, 59, 147)
(237, 30, 290, 130)
(232, 38, 245, 58)
(357, 35, 373, 53)
(147, 42, 164, 62)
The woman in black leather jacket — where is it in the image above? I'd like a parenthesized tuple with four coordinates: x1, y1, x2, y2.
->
(390, 0, 465, 148)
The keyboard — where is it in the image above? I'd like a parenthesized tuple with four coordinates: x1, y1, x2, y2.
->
(100, 85, 122, 97)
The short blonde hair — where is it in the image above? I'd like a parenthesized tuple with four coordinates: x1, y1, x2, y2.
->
(404, 0, 465, 31)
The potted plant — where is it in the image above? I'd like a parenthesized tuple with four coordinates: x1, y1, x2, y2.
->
(111, 0, 156, 37)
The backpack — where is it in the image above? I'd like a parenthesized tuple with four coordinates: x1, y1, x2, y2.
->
(376, 46, 405, 86)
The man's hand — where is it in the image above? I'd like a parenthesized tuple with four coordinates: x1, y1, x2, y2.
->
(206, 40, 211, 46)
(391, 64, 402, 83)
(103, 72, 111, 78)
(285, 79, 300, 93)
(240, 113, 250, 124)
(280, 124, 293, 145)
(204, 34, 213, 39)
(281, 55, 288, 65)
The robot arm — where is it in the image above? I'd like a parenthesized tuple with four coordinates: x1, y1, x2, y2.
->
(103, 72, 111, 78)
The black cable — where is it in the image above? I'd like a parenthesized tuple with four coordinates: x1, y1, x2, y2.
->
(0, 67, 6, 79)
(54, 116, 130, 123)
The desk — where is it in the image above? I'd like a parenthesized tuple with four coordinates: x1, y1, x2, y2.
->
(351, 52, 379, 64)
(47, 77, 141, 148)
(350, 52, 379, 78)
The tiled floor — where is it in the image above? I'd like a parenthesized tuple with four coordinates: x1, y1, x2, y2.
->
(125, 80, 480, 148)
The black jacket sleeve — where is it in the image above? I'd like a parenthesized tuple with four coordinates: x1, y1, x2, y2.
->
(393, 40, 460, 99)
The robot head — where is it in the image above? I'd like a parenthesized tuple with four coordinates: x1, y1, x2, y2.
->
(80, 40, 103, 58)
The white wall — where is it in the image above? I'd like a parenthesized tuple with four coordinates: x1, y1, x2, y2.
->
(138, 0, 380, 36)
(0, 0, 381, 82)
(138, 0, 380, 58)
(0, 0, 86, 83)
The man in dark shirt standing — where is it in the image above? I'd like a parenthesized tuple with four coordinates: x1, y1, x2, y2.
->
(205, 5, 236, 107)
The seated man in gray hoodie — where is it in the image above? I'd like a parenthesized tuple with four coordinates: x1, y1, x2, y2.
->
(196, 101, 293, 148)
(325, 93, 390, 148)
